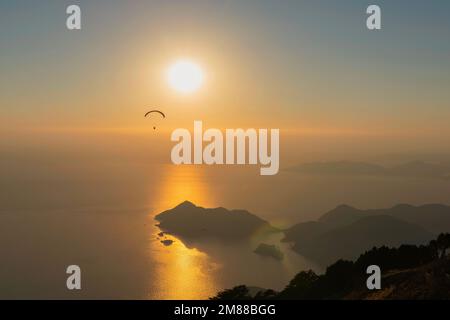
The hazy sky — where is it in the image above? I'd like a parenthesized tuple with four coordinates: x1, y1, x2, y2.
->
(3, 1, 450, 301)
(1, 0, 450, 142)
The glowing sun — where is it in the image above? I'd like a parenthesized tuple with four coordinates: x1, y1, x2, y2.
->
(167, 60, 204, 93)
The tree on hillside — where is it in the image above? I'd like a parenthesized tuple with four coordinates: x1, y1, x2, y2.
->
(436, 233, 450, 259)
(254, 289, 278, 300)
(429, 240, 439, 259)
(277, 270, 319, 299)
(210, 285, 251, 300)
(211, 233, 450, 300)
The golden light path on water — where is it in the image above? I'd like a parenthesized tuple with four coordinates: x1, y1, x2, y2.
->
(147, 165, 220, 299)
(144, 165, 324, 299)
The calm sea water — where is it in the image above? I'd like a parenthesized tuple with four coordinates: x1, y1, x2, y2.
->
(2, 150, 450, 299)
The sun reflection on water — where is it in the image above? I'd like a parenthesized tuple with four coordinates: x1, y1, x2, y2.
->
(148, 165, 220, 299)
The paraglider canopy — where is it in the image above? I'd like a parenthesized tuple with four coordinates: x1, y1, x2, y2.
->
(145, 110, 165, 130)
(145, 110, 165, 118)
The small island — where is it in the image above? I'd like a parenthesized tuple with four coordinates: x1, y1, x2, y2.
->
(155, 201, 278, 240)
(161, 239, 174, 246)
(254, 243, 284, 261)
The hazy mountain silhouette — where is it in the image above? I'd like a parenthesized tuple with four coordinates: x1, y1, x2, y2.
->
(157, 201, 450, 264)
(283, 203, 450, 265)
(319, 203, 450, 234)
(390, 161, 450, 178)
(288, 161, 385, 175)
(285, 215, 432, 265)
(287, 160, 450, 179)
(155, 201, 278, 240)
(387, 204, 450, 235)
(318, 204, 367, 228)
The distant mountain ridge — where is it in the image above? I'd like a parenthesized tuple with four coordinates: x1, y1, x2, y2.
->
(155, 201, 450, 266)
(319, 203, 450, 234)
(318, 204, 366, 228)
(284, 203, 450, 265)
(287, 160, 450, 179)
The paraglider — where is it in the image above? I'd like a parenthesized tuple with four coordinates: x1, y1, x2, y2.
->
(145, 110, 165, 130)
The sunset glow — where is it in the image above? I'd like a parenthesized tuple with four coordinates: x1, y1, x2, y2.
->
(167, 60, 204, 94)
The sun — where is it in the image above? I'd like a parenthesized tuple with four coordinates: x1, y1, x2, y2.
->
(167, 60, 204, 93)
